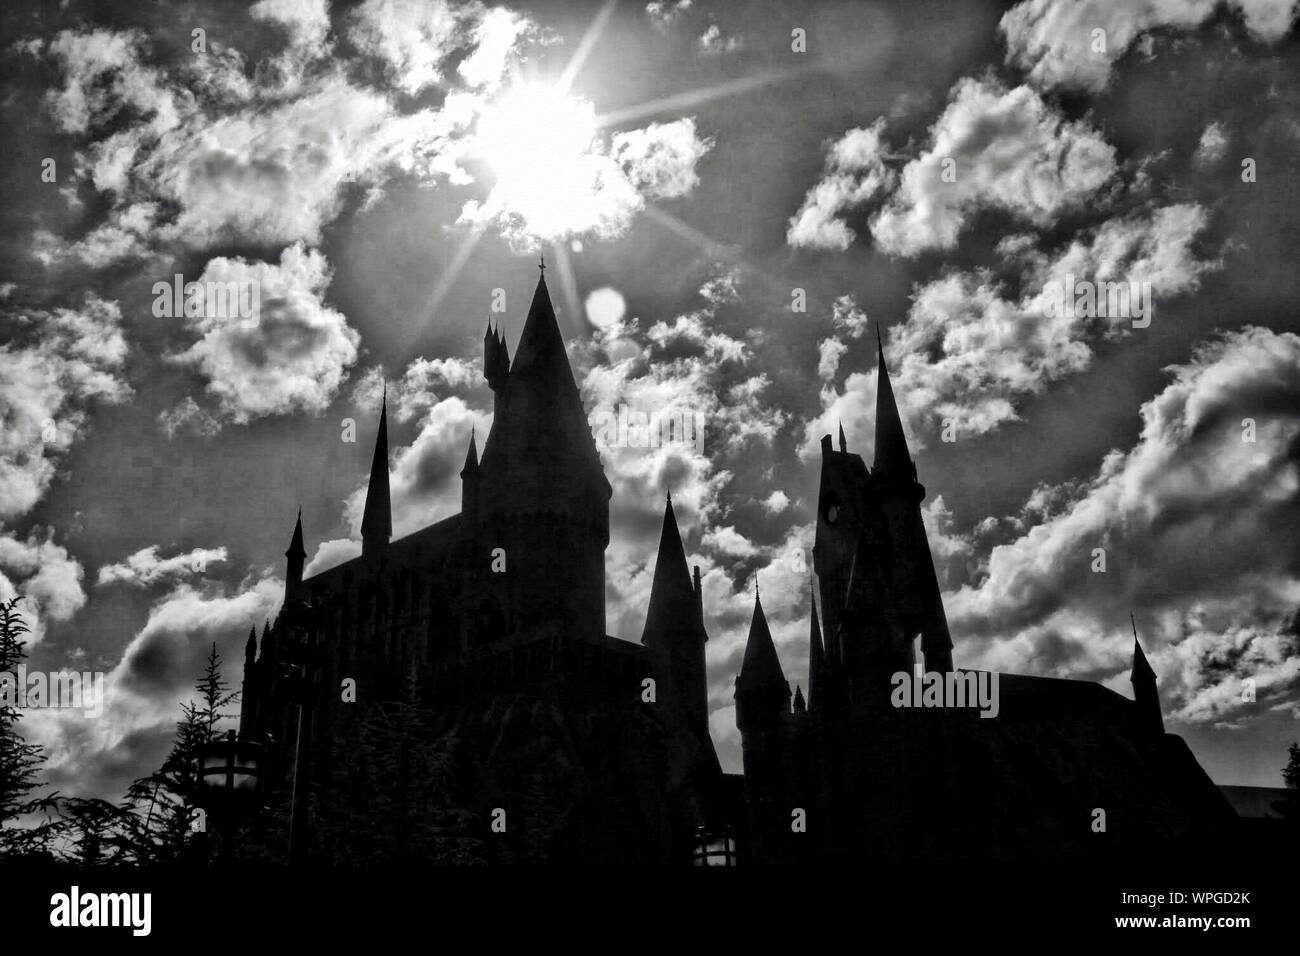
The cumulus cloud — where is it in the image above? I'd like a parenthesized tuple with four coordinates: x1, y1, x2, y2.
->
(805, 203, 1218, 456)
(25, 576, 284, 800)
(0, 295, 130, 520)
(786, 120, 894, 250)
(789, 79, 1117, 256)
(1001, 0, 1300, 92)
(943, 326, 1300, 725)
(168, 243, 360, 426)
(96, 546, 229, 588)
(0, 531, 86, 646)
(873, 78, 1117, 256)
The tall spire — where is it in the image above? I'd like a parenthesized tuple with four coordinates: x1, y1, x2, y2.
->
(838, 421, 847, 453)
(641, 491, 695, 650)
(1130, 613, 1163, 736)
(284, 507, 306, 601)
(874, 325, 913, 479)
(360, 392, 391, 557)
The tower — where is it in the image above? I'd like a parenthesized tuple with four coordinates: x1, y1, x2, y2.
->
(641, 492, 709, 736)
(473, 269, 612, 640)
(871, 329, 953, 675)
(735, 587, 793, 863)
(360, 392, 391, 559)
(812, 329, 953, 705)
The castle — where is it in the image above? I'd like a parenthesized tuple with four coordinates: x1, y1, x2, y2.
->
(238, 267, 1233, 864)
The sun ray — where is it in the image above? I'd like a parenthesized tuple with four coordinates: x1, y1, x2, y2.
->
(420, 224, 487, 333)
(558, 0, 619, 95)
(595, 69, 798, 128)
(550, 240, 583, 339)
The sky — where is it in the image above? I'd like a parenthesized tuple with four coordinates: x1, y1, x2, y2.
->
(0, 0, 1298, 804)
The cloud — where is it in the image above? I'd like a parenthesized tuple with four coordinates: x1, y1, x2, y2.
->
(943, 326, 1300, 725)
(348, 0, 526, 95)
(1000, 0, 1300, 93)
(0, 295, 130, 520)
(699, 24, 743, 54)
(804, 202, 1218, 456)
(611, 118, 714, 200)
(96, 546, 229, 588)
(168, 243, 360, 426)
(25, 577, 284, 800)
(786, 120, 894, 250)
(1194, 121, 1230, 166)
(872, 78, 1117, 256)
(0, 531, 86, 646)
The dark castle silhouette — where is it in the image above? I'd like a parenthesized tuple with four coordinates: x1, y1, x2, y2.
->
(238, 268, 1233, 864)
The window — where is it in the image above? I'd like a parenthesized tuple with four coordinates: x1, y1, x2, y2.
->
(692, 826, 738, 866)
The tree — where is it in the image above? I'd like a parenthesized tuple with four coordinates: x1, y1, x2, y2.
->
(1275, 741, 1300, 823)
(120, 643, 239, 862)
(0, 597, 60, 862)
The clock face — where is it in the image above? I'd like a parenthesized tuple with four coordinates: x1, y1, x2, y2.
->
(822, 492, 841, 525)
(827, 505, 839, 524)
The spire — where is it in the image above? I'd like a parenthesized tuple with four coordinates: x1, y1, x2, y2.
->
(286, 507, 305, 560)
(808, 585, 826, 711)
(1129, 613, 1163, 736)
(641, 491, 696, 649)
(1130, 614, 1156, 684)
(244, 626, 257, 663)
(284, 508, 306, 602)
(736, 589, 789, 697)
(360, 394, 391, 557)
(510, 270, 569, 380)
(874, 326, 913, 478)
(793, 684, 807, 714)
(838, 421, 847, 452)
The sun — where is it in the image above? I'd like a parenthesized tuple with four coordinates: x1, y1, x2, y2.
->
(468, 82, 636, 243)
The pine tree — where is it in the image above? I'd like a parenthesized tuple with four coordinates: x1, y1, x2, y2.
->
(0, 597, 59, 861)
(121, 643, 239, 862)
(1275, 741, 1300, 822)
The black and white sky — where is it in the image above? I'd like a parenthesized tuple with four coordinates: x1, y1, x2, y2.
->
(1, 0, 1298, 803)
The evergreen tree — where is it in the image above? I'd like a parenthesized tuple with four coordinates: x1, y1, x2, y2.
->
(121, 643, 238, 862)
(0, 597, 58, 862)
(1275, 741, 1300, 822)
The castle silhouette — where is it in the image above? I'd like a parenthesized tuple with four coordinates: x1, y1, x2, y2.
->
(238, 268, 1233, 864)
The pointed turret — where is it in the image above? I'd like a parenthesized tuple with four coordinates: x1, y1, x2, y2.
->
(244, 626, 258, 664)
(642, 492, 710, 733)
(285, 508, 306, 601)
(793, 684, 806, 714)
(873, 327, 914, 481)
(360, 393, 391, 558)
(736, 589, 790, 701)
(838, 421, 847, 453)
(1130, 614, 1164, 736)
(808, 586, 826, 711)
(460, 427, 479, 518)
